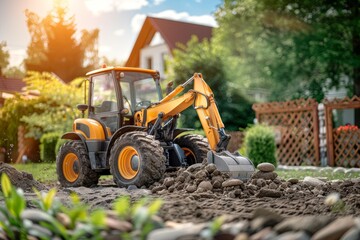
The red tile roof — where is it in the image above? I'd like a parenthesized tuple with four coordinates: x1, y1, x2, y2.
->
(126, 17, 213, 67)
(0, 77, 25, 93)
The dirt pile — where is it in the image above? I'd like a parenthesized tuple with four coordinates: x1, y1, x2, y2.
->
(0, 163, 47, 192)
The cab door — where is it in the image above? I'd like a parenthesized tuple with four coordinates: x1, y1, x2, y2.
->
(89, 72, 119, 136)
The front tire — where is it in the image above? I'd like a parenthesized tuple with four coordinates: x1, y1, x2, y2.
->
(110, 132, 166, 187)
(174, 134, 210, 165)
(56, 141, 100, 187)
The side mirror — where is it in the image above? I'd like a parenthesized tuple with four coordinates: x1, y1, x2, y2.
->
(166, 81, 174, 95)
(77, 104, 88, 118)
(120, 108, 129, 116)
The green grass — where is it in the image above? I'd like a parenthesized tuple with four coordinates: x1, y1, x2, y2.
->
(276, 169, 360, 180)
(13, 163, 57, 183)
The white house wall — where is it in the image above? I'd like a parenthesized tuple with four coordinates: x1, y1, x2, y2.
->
(140, 43, 170, 78)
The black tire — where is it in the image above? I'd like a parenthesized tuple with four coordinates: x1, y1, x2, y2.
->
(56, 141, 100, 187)
(174, 134, 210, 165)
(109, 132, 166, 187)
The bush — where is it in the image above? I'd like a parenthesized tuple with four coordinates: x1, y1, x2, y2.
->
(244, 124, 277, 167)
(40, 132, 61, 162)
(55, 138, 67, 157)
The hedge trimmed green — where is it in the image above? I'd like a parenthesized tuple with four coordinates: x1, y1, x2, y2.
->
(40, 132, 61, 162)
(244, 124, 277, 167)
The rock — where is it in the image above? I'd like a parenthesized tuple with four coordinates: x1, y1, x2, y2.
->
(187, 163, 202, 173)
(341, 227, 360, 240)
(252, 171, 278, 180)
(198, 181, 213, 191)
(249, 227, 274, 240)
(195, 170, 208, 180)
(221, 221, 249, 235)
(152, 186, 165, 193)
(234, 233, 249, 240)
(127, 185, 138, 190)
(56, 213, 71, 228)
(288, 178, 299, 184)
(147, 223, 206, 240)
(105, 217, 132, 231)
(312, 216, 355, 240)
(257, 163, 275, 172)
(213, 180, 222, 189)
(222, 179, 243, 188)
(256, 189, 281, 198)
(303, 176, 325, 187)
(186, 185, 197, 193)
(276, 231, 310, 240)
(205, 164, 217, 174)
(164, 177, 175, 188)
(256, 179, 266, 187)
(274, 215, 333, 234)
(269, 182, 278, 189)
(251, 208, 284, 231)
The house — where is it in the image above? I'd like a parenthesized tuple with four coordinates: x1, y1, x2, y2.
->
(0, 77, 26, 107)
(126, 16, 213, 78)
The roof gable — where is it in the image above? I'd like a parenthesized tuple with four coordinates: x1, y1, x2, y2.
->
(126, 17, 213, 67)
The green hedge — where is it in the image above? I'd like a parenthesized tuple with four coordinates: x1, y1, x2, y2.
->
(40, 132, 61, 162)
(244, 124, 277, 167)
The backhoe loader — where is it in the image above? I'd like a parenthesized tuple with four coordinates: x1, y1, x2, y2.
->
(56, 66, 255, 187)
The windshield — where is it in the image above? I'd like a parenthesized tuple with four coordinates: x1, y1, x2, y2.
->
(118, 71, 159, 111)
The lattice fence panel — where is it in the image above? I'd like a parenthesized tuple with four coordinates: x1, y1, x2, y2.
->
(253, 99, 320, 166)
(324, 96, 360, 167)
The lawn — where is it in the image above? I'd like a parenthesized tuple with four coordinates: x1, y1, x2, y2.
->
(12, 163, 360, 184)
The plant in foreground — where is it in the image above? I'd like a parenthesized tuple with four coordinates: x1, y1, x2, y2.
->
(0, 173, 163, 240)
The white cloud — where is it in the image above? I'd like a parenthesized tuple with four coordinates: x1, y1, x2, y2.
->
(153, 0, 165, 5)
(114, 29, 125, 36)
(84, 0, 149, 15)
(131, 10, 217, 33)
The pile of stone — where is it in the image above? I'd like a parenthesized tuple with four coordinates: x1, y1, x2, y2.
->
(148, 208, 360, 240)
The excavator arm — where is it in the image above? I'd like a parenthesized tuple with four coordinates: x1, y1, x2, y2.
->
(134, 73, 255, 180)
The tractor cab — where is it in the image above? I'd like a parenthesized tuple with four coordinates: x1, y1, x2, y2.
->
(85, 67, 162, 135)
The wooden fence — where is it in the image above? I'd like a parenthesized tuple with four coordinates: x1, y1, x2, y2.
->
(253, 99, 320, 166)
(324, 96, 360, 167)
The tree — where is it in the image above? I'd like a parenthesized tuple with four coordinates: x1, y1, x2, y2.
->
(214, 0, 360, 101)
(24, 3, 99, 83)
(167, 36, 254, 130)
(0, 41, 10, 77)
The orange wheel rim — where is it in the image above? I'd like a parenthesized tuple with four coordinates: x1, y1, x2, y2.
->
(183, 147, 195, 159)
(63, 153, 79, 182)
(118, 146, 139, 180)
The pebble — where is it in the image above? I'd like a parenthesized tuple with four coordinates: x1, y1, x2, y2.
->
(257, 163, 275, 172)
(147, 223, 206, 240)
(205, 163, 217, 174)
(341, 227, 360, 240)
(312, 216, 355, 240)
(163, 177, 175, 188)
(276, 230, 310, 240)
(222, 179, 243, 188)
(186, 185, 197, 193)
(198, 181, 213, 191)
(274, 215, 332, 234)
(288, 178, 299, 184)
(252, 171, 278, 180)
(303, 176, 325, 187)
(105, 217, 132, 231)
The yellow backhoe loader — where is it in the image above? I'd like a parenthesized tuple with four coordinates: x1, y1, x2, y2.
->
(56, 67, 255, 187)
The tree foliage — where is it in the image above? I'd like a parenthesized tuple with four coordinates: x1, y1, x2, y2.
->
(0, 72, 82, 154)
(214, 0, 360, 101)
(0, 41, 10, 77)
(24, 3, 99, 83)
(167, 36, 254, 130)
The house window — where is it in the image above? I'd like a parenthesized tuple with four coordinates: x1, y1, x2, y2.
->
(146, 57, 152, 69)
(162, 53, 168, 72)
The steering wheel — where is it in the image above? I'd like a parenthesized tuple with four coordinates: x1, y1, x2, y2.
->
(135, 100, 151, 111)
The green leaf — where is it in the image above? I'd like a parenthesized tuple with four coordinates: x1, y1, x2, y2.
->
(148, 199, 163, 215)
(1, 173, 11, 198)
(44, 188, 57, 211)
(113, 196, 130, 218)
(90, 209, 105, 227)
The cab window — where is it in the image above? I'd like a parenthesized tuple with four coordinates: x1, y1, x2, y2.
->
(91, 73, 118, 114)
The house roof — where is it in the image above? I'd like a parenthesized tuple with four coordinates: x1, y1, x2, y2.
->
(0, 77, 25, 93)
(126, 17, 213, 67)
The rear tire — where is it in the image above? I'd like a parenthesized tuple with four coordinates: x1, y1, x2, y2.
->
(174, 134, 210, 165)
(110, 132, 166, 187)
(56, 141, 100, 187)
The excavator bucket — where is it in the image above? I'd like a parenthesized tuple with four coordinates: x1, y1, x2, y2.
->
(207, 151, 255, 181)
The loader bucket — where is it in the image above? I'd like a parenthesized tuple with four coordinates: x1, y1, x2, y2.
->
(207, 151, 255, 181)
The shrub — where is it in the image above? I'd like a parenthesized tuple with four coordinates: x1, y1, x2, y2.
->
(244, 124, 277, 167)
(40, 132, 61, 162)
(55, 138, 67, 157)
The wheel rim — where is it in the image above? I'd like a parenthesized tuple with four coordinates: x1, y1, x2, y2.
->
(63, 153, 79, 183)
(182, 147, 196, 163)
(118, 146, 140, 180)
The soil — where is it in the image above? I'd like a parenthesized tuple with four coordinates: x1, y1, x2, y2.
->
(1, 162, 360, 224)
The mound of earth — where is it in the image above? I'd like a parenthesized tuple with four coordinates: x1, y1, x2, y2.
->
(0, 163, 47, 192)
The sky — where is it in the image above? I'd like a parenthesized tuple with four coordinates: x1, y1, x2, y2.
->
(0, 0, 222, 67)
